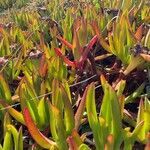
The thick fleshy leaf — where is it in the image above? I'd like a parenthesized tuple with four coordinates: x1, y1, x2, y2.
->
(100, 75, 112, 130)
(67, 136, 78, 150)
(49, 103, 57, 140)
(86, 82, 104, 149)
(72, 18, 82, 59)
(54, 48, 76, 68)
(52, 79, 60, 107)
(49, 103, 68, 150)
(115, 80, 126, 97)
(136, 99, 149, 141)
(119, 96, 125, 118)
(95, 54, 112, 61)
(0, 74, 12, 103)
(7, 124, 18, 150)
(137, 99, 146, 141)
(130, 121, 144, 141)
(123, 110, 136, 127)
(62, 80, 72, 103)
(0, 145, 2, 150)
(0, 100, 25, 125)
(71, 129, 82, 146)
(3, 112, 11, 134)
(144, 29, 150, 47)
(86, 83, 98, 126)
(23, 107, 57, 149)
(60, 84, 75, 134)
(124, 121, 144, 149)
(123, 55, 144, 75)
(67, 129, 83, 149)
(18, 127, 23, 150)
(75, 87, 87, 130)
(140, 53, 150, 62)
(100, 75, 122, 149)
(110, 94, 122, 146)
(37, 98, 49, 129)
(3, 131, 12, 150)
(125, 82, 145, 104)
(56, 36, 73, 49)
(79, 144, 90, 150)
(19, 80, 41, 127)
(91, 21, 111, 52)
(137, 99, 144, 125)
(78, 35, 98, 69)
(78, 17, 88, 47)
(104, 134, 114, 150)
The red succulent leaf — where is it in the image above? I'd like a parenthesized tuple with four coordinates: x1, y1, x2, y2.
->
(56, 36, 73, 50)
(78, 35, 98, 69)
(86, 35, 98, 50)
(54, 36, 98, 70)
(67, 136, 77, 150)
(54, 48, 77, 68)
(54, 47, 63, 56)
(66, 129, 82, 149)
(23, 107, 57, 149)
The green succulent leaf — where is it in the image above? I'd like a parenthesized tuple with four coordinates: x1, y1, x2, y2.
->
(0, 74, 12, 103)
(3, 131, 12, 150)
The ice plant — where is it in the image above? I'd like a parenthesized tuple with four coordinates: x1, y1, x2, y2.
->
(54, 35, 98, 72)
(0, 0, 150, 149)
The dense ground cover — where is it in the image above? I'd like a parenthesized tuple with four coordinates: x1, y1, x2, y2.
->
(0, 0, 150, 149)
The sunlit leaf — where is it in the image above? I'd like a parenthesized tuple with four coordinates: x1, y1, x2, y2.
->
(60, 84, 75, 134)
(49, 103, 68, 150)
(18, 127, 23, 150)
(79, 144, 90, 150)
(86, 82, 104, 149)
(125, 82, 145, 104)
(0, 74, 12, 103)
(140, 53, 150, 62)
(3, 131, 12, 150)
(123, 55, 144, 75)
(100, 75, 123, 149)
(95, 54, 112, 61)
(0, 100, 25, 125)
(7, 124, 18, 150)
(38, 98, 49, 129)
(23, 107, 57, 149)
